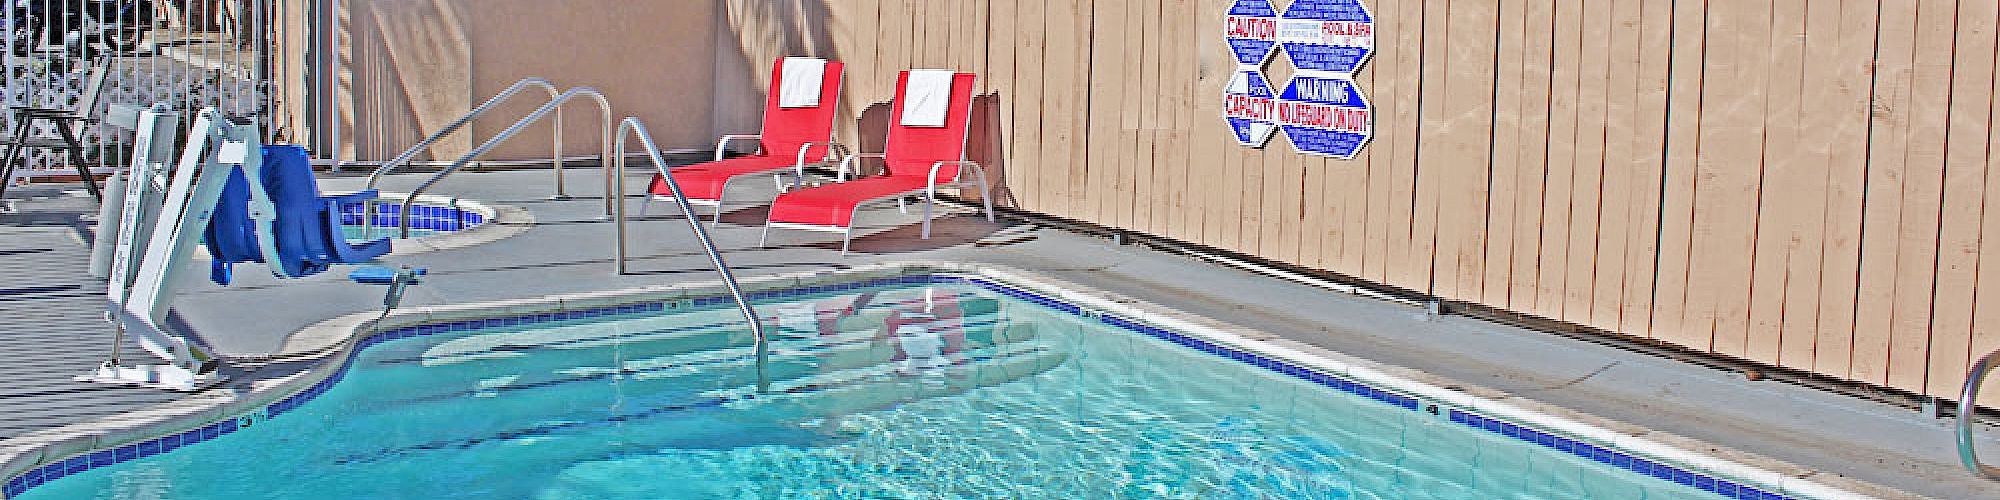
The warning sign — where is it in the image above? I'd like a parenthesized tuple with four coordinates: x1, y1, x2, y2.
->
(1224, 69, 1279, 147)
(1275, 74, 1371, 159)
(1278, 0, 1375, 75)
(1225, 0, 1280, 66)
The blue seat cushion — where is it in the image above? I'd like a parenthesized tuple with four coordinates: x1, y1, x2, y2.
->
(204, 145, 392, 285)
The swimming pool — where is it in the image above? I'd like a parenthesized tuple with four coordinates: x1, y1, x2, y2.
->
(2, 269, 1844, 499)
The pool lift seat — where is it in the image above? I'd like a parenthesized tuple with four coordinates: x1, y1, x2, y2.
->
(87, 107, 410, 391)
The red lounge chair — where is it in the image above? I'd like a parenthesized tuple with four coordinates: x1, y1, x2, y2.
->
(760, 70, 993, 254)
(641, 57, 847, 222)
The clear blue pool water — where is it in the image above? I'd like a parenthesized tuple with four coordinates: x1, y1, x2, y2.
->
(17, 284, 1729, 499)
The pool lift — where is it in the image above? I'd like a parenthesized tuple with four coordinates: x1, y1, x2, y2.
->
(87, 105, 415, 391)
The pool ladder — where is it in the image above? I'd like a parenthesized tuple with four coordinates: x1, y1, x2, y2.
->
(1961, 350, 2000, 478)
(386, 85, 767, 343)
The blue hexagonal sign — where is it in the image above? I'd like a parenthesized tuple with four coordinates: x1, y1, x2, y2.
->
(1225, 69, 1279, 147)
(1278, 0, 1375, 75)
(1225, 0, 1280, 67)
(1276, 74, 1372, 158)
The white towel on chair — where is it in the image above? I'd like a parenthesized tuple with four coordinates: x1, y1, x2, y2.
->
(778, 58, 827, 108)
(900, 70, 956, 127)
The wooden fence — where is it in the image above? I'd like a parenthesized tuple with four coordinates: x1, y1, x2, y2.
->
(719, 0, 1999, 402)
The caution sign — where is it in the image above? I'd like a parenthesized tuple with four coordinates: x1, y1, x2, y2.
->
(1276, 74, 1371, 159)
(1278, 0, 1375, 75)
(1225, 0, 1280, 66)
(1224, 69, 1278, 147)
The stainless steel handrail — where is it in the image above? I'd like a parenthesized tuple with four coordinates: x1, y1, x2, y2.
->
(1961, 349, 2000, 478)
(613, 117, 767, 342)
(363, 77, 565, 195)
(362, 77, 563, 236)
(398, 87, 614, 238)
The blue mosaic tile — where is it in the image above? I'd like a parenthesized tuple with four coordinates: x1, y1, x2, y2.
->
(87, 451, 115, 468)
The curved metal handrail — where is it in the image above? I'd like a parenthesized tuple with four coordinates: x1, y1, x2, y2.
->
(363, 77, 563, 192)
(362, 77, 563, 235)
(612, 116, 767, 342)
(1961, 349, 2000, 478)
(399, 87, 614, 237)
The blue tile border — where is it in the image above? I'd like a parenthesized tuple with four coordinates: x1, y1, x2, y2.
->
(3, 272, 1794, 500)
(334, 202, 487, 233)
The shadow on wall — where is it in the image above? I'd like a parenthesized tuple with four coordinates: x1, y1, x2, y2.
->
(715, 0, 843, 140)
(341, 0, 472, 162)
(847, 94, 1015, 208)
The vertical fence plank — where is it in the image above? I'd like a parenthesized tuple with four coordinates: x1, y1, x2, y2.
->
(1810, 0, 1877, 379)
(1768, 0, 1837, 369)
(1480, 0, 1528, 304)
(1923, 0, 1993, 396)
(1561, 0, 1611, 325)
(1852, 0, 1918, 386)
(1446, 0, 1499, 300)
(1616, 0, 1672, 337)
(1362, 0, 1411, 282)
(987, 0, 1019, 207)
(1196, 0, 1230, 248)
(1069, 0, 1096, 218)
(1153, 0, 1184, 239)
(1976, 10, 2000, 402)
(1588, 0, 1643, 330)
(1012, 0, 1048, 211)
(1133, 0, 1164, 231)
(1650, 0, 1708, 347)
(1086, 0, 1129, 230)
(1743, 0, 1807, 365)
(1883, 0, 1954, 392)
(1400, 0, 1447, 291)
(1166, 0, 1199, 244)
(1038, 0, 1079, 217)
(1690, 0, 1773, 358)
(1534, 0, 1582, 318)
(1505, 0, 1556, 311)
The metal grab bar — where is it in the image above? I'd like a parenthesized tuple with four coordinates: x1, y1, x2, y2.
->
(362, 77, 563, 235)
(1961, 349, 2000, 478)
(399, 87, 614, 238)
(363, 77, 565, 195)
(612, 117, 767, 342)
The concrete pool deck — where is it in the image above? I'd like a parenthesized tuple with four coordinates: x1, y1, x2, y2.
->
(2, 166, 1996, 498)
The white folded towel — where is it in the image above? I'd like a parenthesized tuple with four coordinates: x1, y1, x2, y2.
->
(778, 57, 827, 108)
(900, 69, 956, 127)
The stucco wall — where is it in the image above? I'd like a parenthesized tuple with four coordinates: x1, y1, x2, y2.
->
(327, 0, 736, 164)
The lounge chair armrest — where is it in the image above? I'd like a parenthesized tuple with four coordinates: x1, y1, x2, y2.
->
(790, 142, 852, 189)
(836, 152, 886, 181)
(792, 141, 852, 168)
(714, 134, 762, 161)
(927, 161, 982, 198)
